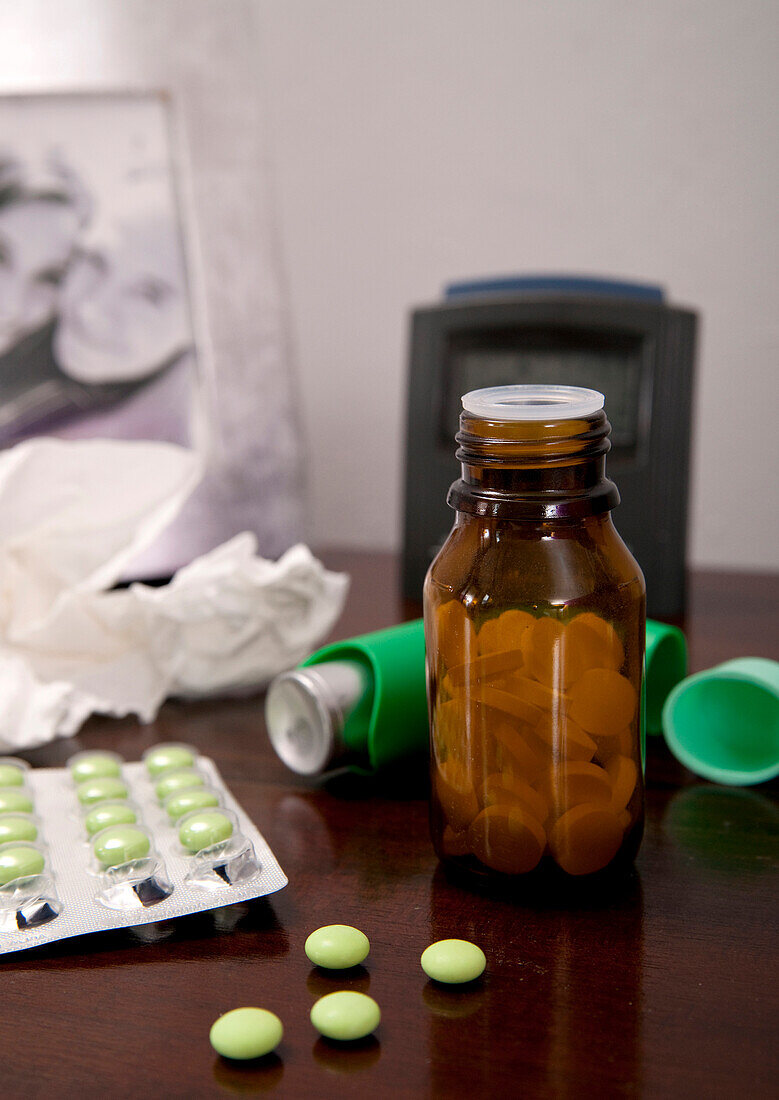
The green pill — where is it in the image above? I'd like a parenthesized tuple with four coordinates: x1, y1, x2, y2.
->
(145, 744, 196, 777)
(93, 825, 151, 868)
(305, 925, 370, 969)
(77, 777, 128, 806)
(0, 788, 33, 814)
(0, 815, 38, 844)
(85, 801, 138, 838)
(0, 762, 26, 787)
(155, 769, 204, 802)
(310, 991, 381, 1041)
(179, 810, 233, 854)
(421, 939, 486, 984)
(0, 844, 45, 886)
(69, 752, 122, 784)
(165, 787, 220, 822)
(209, 1007, 283, 1061)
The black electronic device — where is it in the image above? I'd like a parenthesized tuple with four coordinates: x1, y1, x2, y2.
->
(402, 276, 697, 619)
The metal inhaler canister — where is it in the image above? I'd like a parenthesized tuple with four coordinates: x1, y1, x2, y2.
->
(265, 620, 429, 776)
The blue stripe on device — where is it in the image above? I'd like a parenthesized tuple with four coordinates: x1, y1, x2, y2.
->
(444, 275, 665, 303)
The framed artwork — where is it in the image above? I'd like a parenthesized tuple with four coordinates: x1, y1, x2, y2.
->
(0, 92, 197, 453)
(0, 1, 306, 579)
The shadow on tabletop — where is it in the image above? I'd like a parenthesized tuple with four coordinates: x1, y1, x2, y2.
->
(307, 964, 371, 998)
(212, 1051, 285, 1094)
(430, 851, 644, 914)
(422, 977, 487, 1020)
(1, 896, 288, 970)
(321, 754, 430, 802)
(312, 1034, 381, 1075)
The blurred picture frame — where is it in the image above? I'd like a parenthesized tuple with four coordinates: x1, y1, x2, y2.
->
(0, 92, 198, 454)
(0, 0, 306, 579)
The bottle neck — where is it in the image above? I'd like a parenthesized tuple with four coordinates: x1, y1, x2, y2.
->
(448, 409, 621, 522)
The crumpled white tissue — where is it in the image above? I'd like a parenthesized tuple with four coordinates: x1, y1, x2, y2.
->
(0, 438, 349, 752)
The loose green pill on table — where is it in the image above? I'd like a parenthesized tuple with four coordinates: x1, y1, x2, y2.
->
(165, 787, 220, 822)
(69, 752, 122, 784)
(76, 777, 128, 806)
(155, 769, 205, 802)
(145, 744, 196, 777)
(0, 762, 26, 787)
(209, 1007, 283, 1061)
(85, 801, 138, 838)
(0, 815, 38, 843)
(310, 991, 381, 1041)
(421, 939, 487, 984)
(305, 925, 370, 969)
(0, 789, 33, 814)
(0, 844, 45, 886)
(93, 825, 151, 868)
(179, 810, 234, 854)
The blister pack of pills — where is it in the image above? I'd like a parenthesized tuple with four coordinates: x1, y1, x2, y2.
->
(0, 745, 287, 955)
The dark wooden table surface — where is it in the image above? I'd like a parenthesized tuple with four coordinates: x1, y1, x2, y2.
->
(3, 553, 778, 1099)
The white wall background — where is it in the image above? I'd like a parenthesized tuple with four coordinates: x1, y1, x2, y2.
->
(259, 0, 779, 571)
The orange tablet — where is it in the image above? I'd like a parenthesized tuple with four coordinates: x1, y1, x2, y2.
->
(468, 804, 546, 875)
(566, 668, 638, 738)
(549, 803, 624, 875)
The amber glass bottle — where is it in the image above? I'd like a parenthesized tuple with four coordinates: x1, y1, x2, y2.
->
(424, 385, 645, 880)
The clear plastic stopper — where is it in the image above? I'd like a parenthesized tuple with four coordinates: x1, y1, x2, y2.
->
(461, 384, 605, 421)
